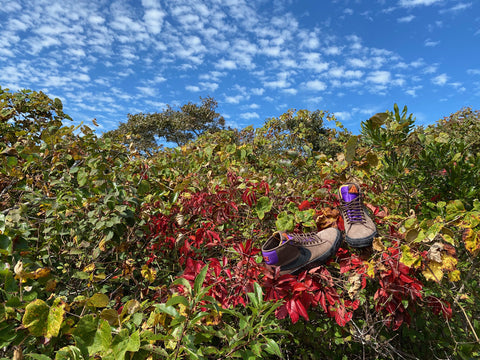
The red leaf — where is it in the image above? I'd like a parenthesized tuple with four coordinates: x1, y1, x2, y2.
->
(286, 300, 300, 324)
(298, 200, 311, 211)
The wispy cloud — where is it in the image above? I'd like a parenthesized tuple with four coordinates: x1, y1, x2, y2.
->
(439, 2, 472, 13)
(424, 39, 440, 47)
(240, 112, 259, 120)
(398, 0, 442, 7)
(398, 15, 415, 23)
(432, 73, 448, 86)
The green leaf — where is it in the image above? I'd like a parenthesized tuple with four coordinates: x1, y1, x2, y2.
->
(166, 295, 190, 308)
(247, 282, 263, 308)
(194, 264, 209, 295)
(46, 298, 66, 338)
(127, 330, 140, 352)
(88, 293, 110, 308)
(255, 196, 273, 220)
(405, 228, 419, 244)
(77, 168, 87, 187)
(157, 303, 179, 318)
(112, 329, 139, 360)
(366, 152, 379, 167)
(138, 179, 150, 196)
(22, 299, 49, 336)
(264, 338, 282, 357)
(295, 209, 315, 226)
(54, 346, 84, 360)
(120, 299, 141, 320)
(276, 211, 295, 232)
(6, 156, 18, 167)
(100, 309, 120, 327)
(88, 319, 112, 356)
(25, 354, 53, 360)
(345, 136, 358, 164)
(73, 314, 99, 339)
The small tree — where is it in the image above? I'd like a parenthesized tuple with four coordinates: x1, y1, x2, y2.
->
(107, 96, 227, 153)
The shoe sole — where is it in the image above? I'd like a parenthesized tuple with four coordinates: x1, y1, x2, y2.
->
(345, 232, 377, 248)
(291, 230, 343, 275)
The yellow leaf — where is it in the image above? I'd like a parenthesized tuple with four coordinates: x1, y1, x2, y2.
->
(372, 237, 385, 252)
(366, 260, 375, 278)
(422, 261, 444, 282)
(203, 309, 222, 326)
(448, 270, 461, 282)
(400, 245, 421, 268)
(32, 267, 51, 279)
(83, 263, 95, 273)
(141, 265, 157, 283)
(463, 228, 480, 254)
(441, 254, 457, 271)
(99, 237, 107, 251)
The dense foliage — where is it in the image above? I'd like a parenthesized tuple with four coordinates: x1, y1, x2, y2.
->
(1, 87, 480, 359)
(106, 96, 227, 153)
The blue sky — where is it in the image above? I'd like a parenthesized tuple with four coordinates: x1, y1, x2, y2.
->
(1, 0, 479, 134)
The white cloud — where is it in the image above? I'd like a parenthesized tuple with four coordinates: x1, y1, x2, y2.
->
(348, 58, 368, 68)
(301, 52, 329, 72)
(0, 48, 14, 57)
(75, 73, 91, 82)
(398, 0, 442, 7)
(424, 64, 438, 74)
(367, 71, 391, 84)
(440, 2, 472, 13)
(432, 73, 448, 86)
(186, 85, 201, 92)
(225, 95, 244, 104)
(282, 88, 298, 95)
(199, 82, 219, 91)
(264, 79, 290, 89)
(216, 59, 237, 70)
(324, 46, 341, 56)
(398, 15, 415, 23)
(345, 70, 364, 78)
(467, 69, 480, 75)
(2, 1, 22, 12)
(137, 86, 156, 96)
(305, 80, 327, 91)
(424, 39, 440, 47)
(251, 88, 265, 96)
(240, 112, 259, 119)
(334, 111, 351, 121)
(143, 8, 165, 34)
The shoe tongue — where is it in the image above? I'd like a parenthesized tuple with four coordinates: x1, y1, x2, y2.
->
(280, 232, 291, 245)
(341, 184, 359, 202)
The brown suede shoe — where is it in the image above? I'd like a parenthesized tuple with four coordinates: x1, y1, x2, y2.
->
(261, 228, 342, 275)
(338, 183, 377, 248)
